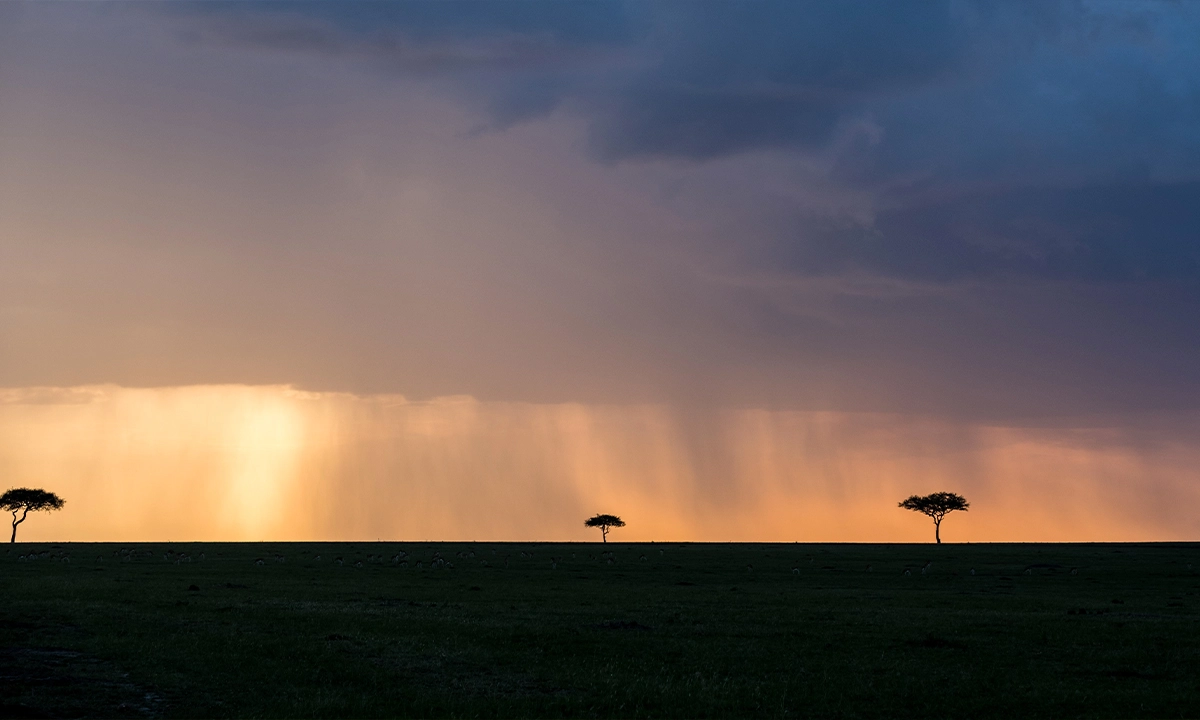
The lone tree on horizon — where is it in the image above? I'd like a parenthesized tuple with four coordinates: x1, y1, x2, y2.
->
(2, 488, 65, 543)
(584, 514, 625, 543)
(899, 492, 968, 544)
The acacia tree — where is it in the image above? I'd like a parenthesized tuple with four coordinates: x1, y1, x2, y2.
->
(2, 488, 65, 543)
(584, 514, 625, 543)
(898, 492, 968, 544)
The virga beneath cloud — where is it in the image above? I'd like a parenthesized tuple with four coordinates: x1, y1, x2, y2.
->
(2, 385, 1196, 543)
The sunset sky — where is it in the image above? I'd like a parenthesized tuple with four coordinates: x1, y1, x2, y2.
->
(3, 2, 1199, 542)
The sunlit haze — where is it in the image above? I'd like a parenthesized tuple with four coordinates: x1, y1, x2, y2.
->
(3, 385, 1198, 542)
(3, 3, 1200, 542)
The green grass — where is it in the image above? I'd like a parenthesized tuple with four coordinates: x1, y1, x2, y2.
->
(2, 542, 1199, 718)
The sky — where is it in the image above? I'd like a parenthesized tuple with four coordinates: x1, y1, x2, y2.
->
(2, 1, 1199, 541)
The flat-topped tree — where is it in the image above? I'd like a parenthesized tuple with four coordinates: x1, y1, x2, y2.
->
(584, 514, 625, 543)
(899, 492, 968, 544)
(2, 488, 65, 543)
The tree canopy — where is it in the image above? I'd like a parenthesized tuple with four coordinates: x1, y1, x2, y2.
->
(2, 488, 65, 543)
(898, 492, 968, 544)
(584, 514, 625, 543)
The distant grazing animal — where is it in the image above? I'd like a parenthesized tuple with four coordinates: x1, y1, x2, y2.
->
(255, 558, 265, 566)
(355, 561, 363, 568)
(904, 569, 911, 576)
(792, 567, 800, 575)
(336, 557, 344, 566)
(639, 555, 647, 562)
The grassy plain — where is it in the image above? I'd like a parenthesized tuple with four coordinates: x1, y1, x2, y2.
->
(1, 541, 1198, 718)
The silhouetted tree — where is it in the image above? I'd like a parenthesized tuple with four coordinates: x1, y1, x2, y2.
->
(898, 492, 968, 544)
(2, 488, 65, 543)
(584, 514, 625, 543)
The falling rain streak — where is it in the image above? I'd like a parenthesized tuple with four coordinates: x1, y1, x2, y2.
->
(1, 385, 1197, 543)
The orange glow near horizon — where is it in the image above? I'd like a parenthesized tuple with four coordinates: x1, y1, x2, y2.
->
(1, 385, 1197, 543)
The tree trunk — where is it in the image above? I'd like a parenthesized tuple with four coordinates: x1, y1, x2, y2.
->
(10, 508, 27, 543)
(934, 519, 941, 544)
(601, 527, 608, 543)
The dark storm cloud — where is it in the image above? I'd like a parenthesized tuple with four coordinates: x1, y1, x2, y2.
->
(783, 180, 1200, 283)
(171, 0, 638, 72)
(7, 1, 1200, 420)
(581, 1, 968, 160)
(166, 0, 1200, 285)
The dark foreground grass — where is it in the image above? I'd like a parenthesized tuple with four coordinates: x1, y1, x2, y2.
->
(2, 542, 1198, 718)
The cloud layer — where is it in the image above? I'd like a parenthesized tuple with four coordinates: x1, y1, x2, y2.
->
(2, 2, 1199, 422)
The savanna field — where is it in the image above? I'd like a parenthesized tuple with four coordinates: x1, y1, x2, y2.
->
(2, 542, 1198, 718)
